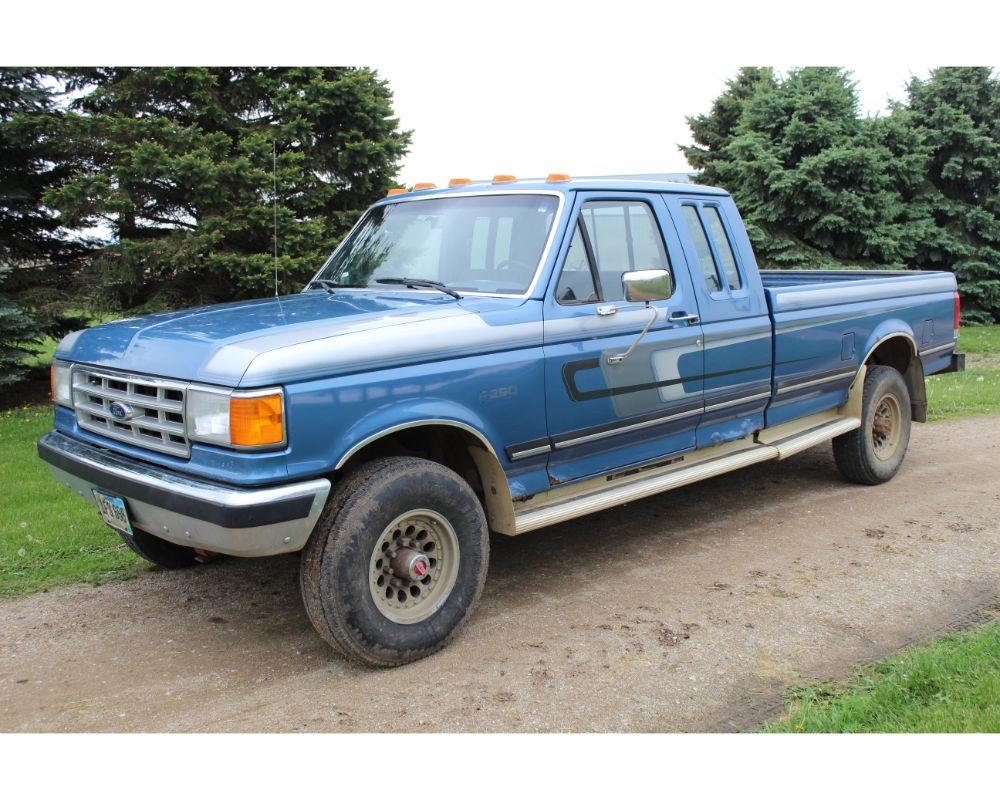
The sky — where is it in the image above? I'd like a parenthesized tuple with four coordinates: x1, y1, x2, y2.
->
(380, 64, 934, 187)
(9, 0, 994, 194)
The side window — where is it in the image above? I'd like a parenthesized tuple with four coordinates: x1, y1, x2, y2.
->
(681, 205, 722, 293)
(628, 204, 667, 271)
(702, 207, 742, 290)
(555, 224, 599, 304)
(565, 200, 669, 303)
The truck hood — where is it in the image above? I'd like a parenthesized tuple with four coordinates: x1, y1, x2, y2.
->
(57, 290, 538, 387)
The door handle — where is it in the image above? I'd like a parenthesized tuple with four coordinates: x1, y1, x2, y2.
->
(669, 311, 700, 325)
(596, 304, 618, 317)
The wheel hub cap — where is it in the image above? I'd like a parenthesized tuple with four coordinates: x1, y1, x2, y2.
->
(368, 509, 460, 625)
(871, 393, 902, 460)
(392, 548, 431, 581)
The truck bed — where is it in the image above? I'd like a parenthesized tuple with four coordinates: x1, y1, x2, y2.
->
(758, 269, 958, 428)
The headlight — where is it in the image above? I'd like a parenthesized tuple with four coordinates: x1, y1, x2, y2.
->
(51, 361, 73, 407)
(186, 387, 285, 449)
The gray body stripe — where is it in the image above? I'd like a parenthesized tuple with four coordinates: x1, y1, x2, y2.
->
(775, 369, 855, 395)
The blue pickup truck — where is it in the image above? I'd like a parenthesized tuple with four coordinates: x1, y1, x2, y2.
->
(39, 175, 964, 666)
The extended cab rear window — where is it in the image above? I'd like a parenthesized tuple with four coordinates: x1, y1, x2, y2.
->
(681, 204, 743, 293)
(681, 205, 722, 292)
(702, 206, 742, 290)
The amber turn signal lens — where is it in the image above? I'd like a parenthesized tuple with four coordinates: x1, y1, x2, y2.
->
(386, 187, 408, 196)
(230, 394, 284, 447)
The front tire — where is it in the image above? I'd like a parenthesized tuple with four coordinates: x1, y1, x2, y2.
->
(300, 457, 489, 667)
(833, 365, 912, 485)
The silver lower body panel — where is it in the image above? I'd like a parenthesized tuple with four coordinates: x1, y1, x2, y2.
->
(38, 431, 330, 557)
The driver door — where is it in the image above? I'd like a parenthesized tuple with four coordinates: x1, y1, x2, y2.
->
(541, 192, 705, 485)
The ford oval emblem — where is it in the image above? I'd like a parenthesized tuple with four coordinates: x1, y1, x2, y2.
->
(109, 401, 133, 420)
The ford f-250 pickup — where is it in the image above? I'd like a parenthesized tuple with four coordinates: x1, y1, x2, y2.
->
(38, 174, 965, 666)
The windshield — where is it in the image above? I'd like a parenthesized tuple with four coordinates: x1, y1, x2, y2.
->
(314, 194, 560, 295)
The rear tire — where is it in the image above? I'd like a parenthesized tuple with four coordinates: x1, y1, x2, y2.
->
(118, 528, 201, 569)
(300, 456, 489, 667)
(833, 365, 911, 485)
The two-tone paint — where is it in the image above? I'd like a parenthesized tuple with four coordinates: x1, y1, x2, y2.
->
(50, 177, 961, 524)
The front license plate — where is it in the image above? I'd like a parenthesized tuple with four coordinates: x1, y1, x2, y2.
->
(92, 489, 133, 535)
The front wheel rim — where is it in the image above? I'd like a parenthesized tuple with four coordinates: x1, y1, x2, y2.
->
(368, 509, 460, 624)
(871, 392, 903, 460)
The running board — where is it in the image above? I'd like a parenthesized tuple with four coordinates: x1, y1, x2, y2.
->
(768, 415, 859, 460)
(512, 416, 860, 535)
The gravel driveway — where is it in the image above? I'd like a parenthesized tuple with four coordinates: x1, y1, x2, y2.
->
(2, 416, 997, 732)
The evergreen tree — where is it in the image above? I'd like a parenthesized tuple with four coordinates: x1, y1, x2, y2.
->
(905, 67, 999, 323)
(680, 67, 776, 186)
(0, 265, 42, 387)
(0, 69, 82, 270)
(46, 68, 410, 308)
(0, 69, 90, 385)
(684, 68, 932, 268)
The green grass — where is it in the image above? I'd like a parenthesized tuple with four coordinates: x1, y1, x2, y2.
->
(0, 406, 147, 596)
(926, 325, 1000, 421)
(764, 621, 1000, 732)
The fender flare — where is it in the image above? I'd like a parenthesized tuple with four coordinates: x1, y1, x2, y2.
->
(857, 325, 918, 370)
(333, 411, 516, 535)
(850, 327, 926, 422)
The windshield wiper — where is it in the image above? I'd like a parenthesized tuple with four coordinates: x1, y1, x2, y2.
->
(375, 277, 462, 299)
(306, 279, 363, 293)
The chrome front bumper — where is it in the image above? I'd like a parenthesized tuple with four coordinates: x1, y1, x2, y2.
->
(37, 431, 330, 557)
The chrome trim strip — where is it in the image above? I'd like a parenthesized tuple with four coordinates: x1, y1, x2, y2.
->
(306, 190, 567, 300)
(702, 391, 772, 412)
(548, 388, 772, 452)
(553, 406, 702, 450)
(919, 340, 957, 357)
(509, 444, 552, 461)
(776, 369, 856, 395)
(334, 419, 500, 470)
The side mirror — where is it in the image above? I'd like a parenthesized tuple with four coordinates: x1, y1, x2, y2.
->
(622, 269, 672, 303)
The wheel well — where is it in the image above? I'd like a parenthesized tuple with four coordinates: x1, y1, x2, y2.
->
(336, 424, 516, 534)
(865, 335, 927, 422)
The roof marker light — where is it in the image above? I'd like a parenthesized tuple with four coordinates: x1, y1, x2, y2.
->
(448, 178, 471, 187)
(413, 182, 437, 190)
(546, 173, 571, 182)
(386, 187, 408, 196)
(492, 174, 516, 183)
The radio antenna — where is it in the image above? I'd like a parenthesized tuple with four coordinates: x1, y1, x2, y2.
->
(272, 139, 279, 298)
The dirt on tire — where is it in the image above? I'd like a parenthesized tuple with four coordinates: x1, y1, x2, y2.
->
(1, 416, 998, 732)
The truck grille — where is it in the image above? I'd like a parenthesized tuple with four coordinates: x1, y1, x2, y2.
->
(72, 367, 191, 458)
